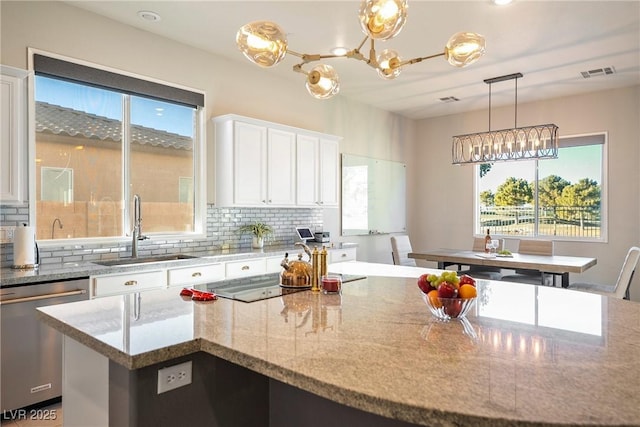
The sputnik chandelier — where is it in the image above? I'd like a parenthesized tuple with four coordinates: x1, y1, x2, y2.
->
(236, 0, 486, 99)
(451, 73, 559, 165)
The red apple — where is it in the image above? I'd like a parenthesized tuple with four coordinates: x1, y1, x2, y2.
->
(444, 299, 463, 317)
(459, 274, 476, 287)
(417, 274, 431, 294)
(437, 282, 458, 299)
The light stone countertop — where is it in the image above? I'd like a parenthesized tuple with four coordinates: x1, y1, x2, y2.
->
(37, 266, 640, 427)
(0, 242, 357, 287)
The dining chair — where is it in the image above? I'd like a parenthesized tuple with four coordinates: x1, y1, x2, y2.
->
(569, 246, 640, 300)
(501, 239, 555, 285)
(390, 235, 417, 267)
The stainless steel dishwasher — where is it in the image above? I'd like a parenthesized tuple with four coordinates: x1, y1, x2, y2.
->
(1, 278, 89, 413)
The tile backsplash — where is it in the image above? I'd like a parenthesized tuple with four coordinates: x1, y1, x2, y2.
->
(0, 203, 323, 268)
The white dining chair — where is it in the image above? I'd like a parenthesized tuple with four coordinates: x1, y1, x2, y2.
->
(501, 239, 555, 285)
(569, 246, 640, 300)
(390, 235, 417, 267)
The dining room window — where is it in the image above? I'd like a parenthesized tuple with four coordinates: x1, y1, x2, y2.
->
(475, 133, 606, 241)
(32, 52, 205, 241)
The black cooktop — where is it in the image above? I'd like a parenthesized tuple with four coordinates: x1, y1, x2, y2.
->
(204, 273, 366, 303)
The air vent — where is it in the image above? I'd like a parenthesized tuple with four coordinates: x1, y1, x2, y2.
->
(439, 96, 460, 103)
(580, 67, 616, 79)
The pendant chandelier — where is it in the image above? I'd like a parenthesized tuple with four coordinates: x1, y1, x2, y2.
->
(236, 0, 486, 100)
(451, 73, 559, 165)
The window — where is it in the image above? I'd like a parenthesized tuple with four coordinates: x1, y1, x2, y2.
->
(32, 52, 205, 241)
(475, 133, 606, 241)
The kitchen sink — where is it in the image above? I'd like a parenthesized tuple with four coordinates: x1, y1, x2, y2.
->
(94, 254, 198, 266)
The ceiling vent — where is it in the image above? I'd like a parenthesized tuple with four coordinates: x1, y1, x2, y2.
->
(580, 67, 616, 79)
(439, 96, 460, 103)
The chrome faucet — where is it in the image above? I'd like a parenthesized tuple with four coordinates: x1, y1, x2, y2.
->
(131, 194, 148, 258)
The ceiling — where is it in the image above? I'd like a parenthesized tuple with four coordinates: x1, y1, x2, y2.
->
(65, 1, 640, 120)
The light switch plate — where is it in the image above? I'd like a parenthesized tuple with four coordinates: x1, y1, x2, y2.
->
(0, 226, 15, 243)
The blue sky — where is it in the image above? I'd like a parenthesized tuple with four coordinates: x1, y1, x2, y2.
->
(35, 76, 194, 137)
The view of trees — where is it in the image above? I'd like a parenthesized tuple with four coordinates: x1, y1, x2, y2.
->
(480, 173, 601, 236)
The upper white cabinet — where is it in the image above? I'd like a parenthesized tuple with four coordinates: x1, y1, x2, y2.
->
(0, 66, 29, 204)
(212, 114, 340, 208)
(296, 135, 339, 207)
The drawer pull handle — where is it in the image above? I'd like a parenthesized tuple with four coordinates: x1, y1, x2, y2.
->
(191, 272, 202, 277)
(341, 253, 347, 257)
(124, 280, 137, 286)
(242, 265, 250, 270)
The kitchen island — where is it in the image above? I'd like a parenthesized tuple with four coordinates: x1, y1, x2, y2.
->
(38, 266, 640, 426)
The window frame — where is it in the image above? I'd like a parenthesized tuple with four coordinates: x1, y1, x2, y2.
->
(473, 131, 608, 243)
(27, 48, 207, 246)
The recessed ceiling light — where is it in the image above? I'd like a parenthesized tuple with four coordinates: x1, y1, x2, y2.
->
(138, 10, 161, 22)
(493, 0, 513, 5)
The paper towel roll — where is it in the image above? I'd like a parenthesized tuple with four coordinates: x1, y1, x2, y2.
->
(14, 225, 37, 267)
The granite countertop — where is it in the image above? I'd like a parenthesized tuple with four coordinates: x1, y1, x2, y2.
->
(0, 242, 357, 287)
(37, 269, 640, 426)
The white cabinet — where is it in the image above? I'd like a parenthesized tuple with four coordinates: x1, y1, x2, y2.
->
(0, 66, 28, 204)
(167, 262, 225, 287)
(214, 117, 296, 207)
(91, 270, 166, 298)
(296, 135, 339, 207)
(212, 114, 340, 208)
(328, 247, 357, 263)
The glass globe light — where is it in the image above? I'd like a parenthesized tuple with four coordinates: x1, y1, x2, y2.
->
(376, 49, 402, 80)
(236, 21, 288, 67)
(305, 64, 340, 99)
(445, 32, 486, 67)
(358, 0, 408, 40)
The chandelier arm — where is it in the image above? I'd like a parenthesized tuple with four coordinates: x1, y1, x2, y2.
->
(393, 51, 446, 68)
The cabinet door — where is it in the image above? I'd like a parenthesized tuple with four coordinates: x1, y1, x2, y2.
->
(296, 134, 318, 206)
(318, 138, 339, 207)
(233, 121, 267, 205)
(0, 73, 26, 204)
(267, 128, 296, 206)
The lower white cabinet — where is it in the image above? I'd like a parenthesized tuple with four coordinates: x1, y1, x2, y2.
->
(329, 247, 357, 263)
(225, 258, 267, 278)
(167, 263, 225, 287)
(92, 270, 166, 298)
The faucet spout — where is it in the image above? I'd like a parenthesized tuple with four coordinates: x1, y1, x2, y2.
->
(132, 194, 148, 258)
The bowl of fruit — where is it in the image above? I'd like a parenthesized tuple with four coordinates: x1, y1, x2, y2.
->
(417, 271, 477, 321)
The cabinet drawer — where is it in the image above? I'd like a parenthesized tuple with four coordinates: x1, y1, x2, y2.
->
(266, 256, 284, 274)
(168, 263, 225, 287)
(225, 258, 266, 278)
(329, 247, 357, 263)
(92, 270, 166, 298)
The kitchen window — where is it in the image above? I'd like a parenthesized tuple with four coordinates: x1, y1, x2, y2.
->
(31, 52, 205, 241)
(475, 133, 606, 241)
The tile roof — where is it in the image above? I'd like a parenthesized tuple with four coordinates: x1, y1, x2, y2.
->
(36, 102, 193, 150)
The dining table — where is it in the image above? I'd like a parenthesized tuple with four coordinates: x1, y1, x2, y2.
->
(409, 248, 597, 288)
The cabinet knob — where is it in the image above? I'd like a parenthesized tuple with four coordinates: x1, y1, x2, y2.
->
(242, 265, 250, 270)
(124, 280, 137, 286)
(191, 272, 202, 277)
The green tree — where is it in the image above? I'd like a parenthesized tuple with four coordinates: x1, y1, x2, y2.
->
(479, 163, 492, 178)
(538, 175, 570, 235)
(480, 190, 495, 206)
(558, 178, 601, 229)
(495, 177, 533, 225)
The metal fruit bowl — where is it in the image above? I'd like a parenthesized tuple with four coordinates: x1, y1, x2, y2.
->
(421, 293, 476, 321)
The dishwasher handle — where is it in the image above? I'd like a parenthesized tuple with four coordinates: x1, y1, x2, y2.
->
(0, 289, 87, 305)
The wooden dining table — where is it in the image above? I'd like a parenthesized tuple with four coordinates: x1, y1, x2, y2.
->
(409, 248, 597, 288)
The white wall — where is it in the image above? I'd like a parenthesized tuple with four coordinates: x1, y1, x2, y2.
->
(409, 86, 640, 299)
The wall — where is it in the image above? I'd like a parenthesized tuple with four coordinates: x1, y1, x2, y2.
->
(409, 86, 640, 299)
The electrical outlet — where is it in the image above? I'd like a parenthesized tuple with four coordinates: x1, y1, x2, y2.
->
(157, 361, 192, 394)
(0, 226, 15, 243)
